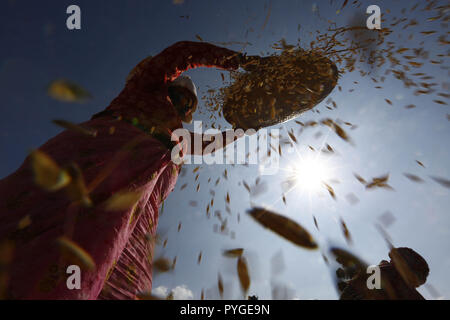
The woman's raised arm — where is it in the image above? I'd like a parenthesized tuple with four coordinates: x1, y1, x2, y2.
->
(128, 41, 243, 91)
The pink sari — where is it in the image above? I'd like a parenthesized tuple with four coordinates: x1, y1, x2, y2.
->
(0, 41, 240, 299)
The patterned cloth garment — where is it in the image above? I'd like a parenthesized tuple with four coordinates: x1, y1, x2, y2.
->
(0, 41, 241, 299)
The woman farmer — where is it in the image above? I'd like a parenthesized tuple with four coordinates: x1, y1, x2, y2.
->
(0, 41, 256, 299)
(339, 247, 430, 300)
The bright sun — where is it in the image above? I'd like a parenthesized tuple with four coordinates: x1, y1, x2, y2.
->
(290, 156, 332, 192)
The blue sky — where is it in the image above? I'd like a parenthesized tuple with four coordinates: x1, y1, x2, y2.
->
(1, 0, 449, 299)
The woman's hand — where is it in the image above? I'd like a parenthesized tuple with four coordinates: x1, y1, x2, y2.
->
(239, 54, 262, 72)
(185, 129, 245, 156)
(239, 54, 273, 72)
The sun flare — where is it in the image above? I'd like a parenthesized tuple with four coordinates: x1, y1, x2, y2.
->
(289, 156, 333, 192)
